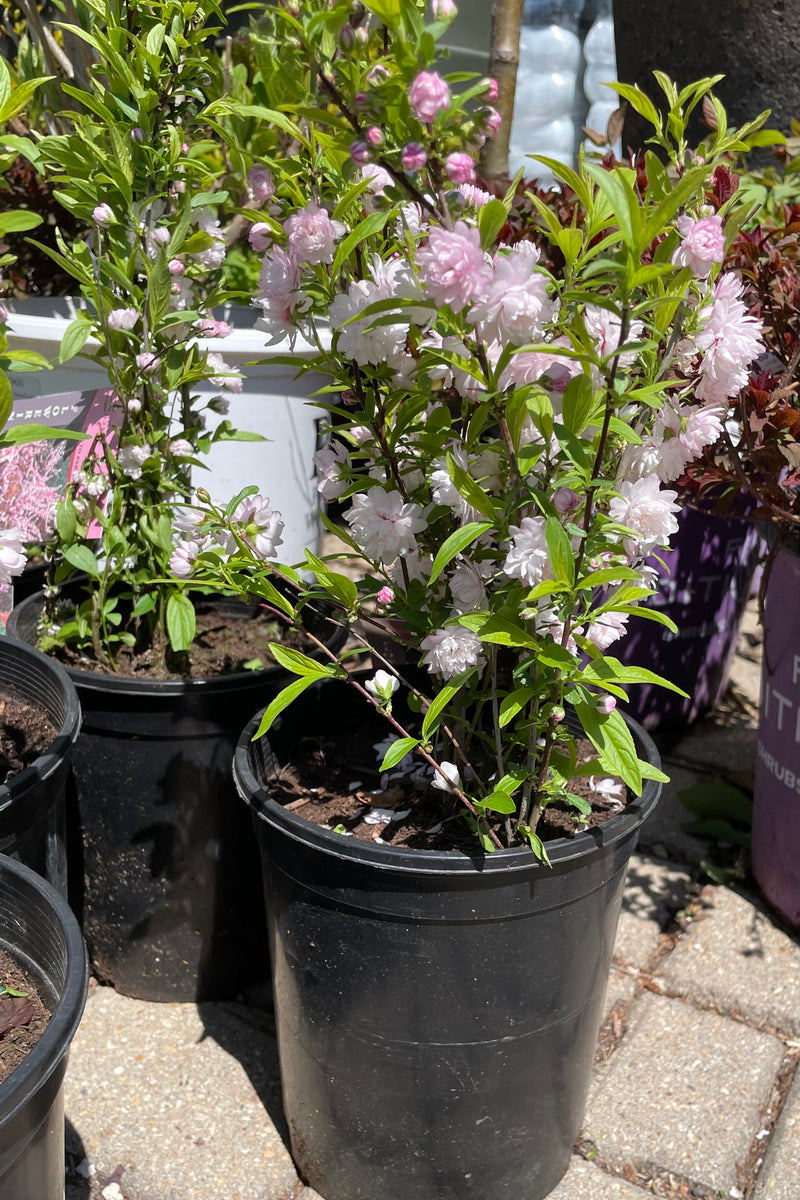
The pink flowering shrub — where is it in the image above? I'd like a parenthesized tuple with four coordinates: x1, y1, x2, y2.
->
(175, 5, 772, 854)
(21, 1, 262, 669)
(0, 441, 62, 542)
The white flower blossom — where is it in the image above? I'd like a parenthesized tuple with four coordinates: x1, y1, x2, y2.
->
(344, 486, 427, 561)
(117, 444, 151, 481)
(431, 761, 462, 793)
(420, 625, 484, 679)
(0, 528, 26, 585)
(503, 516, 553, 588)
(608, 474, 681, 557)
(232, 494, 284, 559)
(314, 439, 351, 501)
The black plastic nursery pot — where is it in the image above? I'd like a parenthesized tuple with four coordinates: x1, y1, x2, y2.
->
(0, 853, 88, 1200)
(0, 638, 81, 898)
(233, 678, 662, 1200)
(7, 589, 345, 1003)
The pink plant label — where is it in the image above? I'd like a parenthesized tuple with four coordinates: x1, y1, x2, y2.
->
(0, 388, 121, 627)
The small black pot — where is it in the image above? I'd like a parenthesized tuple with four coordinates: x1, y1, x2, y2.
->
(0, 854, 88, 1200)
(0, 639, 81, 897)
(234, 678, 662, 1200)
(7, 589, 346, 1002)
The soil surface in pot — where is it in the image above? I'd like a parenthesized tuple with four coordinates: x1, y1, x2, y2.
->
(0, 948, 51, 1086)
(50, 601, 336, 681)
(0, 690, 58, 787)
(266, 726, 628, 852)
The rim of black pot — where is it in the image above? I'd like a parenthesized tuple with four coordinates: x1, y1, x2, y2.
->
(0, 854, 88, 1128)
(234, 695, 662, 877)
(6, 585, 347, 698)
(0, 639, 82, 811)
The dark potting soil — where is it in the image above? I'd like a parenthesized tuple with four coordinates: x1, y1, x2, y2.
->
(0, 947, 51, 1086)
(266, 726, 628, 853)
(53, 604, 327, 681)
(0, 689, 58, 788)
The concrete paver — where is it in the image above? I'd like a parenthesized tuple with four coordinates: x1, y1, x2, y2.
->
(614, 855, 693, 967)
(636, 763, 716, 864)
(65, 988, 298, 1200)
(602, 966, 636, 1023)
(546, 1156, 651, 1198)
(752, 1071, 800, 1200)
(659, 885, 800, 1035)
(583, 991, 786, 1193)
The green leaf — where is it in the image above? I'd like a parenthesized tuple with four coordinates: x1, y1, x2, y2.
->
(478, 199, 509, 250)
(332, 210, 391, 278)
(379, 737, 420, 772)
(131, 592, 157, 618)
(574, 702, 642, 794)
(480, 790, 517, 815)
(0, 210, 44, 236)
(254, 674, 320, 738)
(445, 451, 496, 520)
(59, 318, 92, 364)
(561, 373, 595, 435)
(363, 0, 402, 29)
(268, 643, 330, 678)
(545, 516, 575, 586)
(473, 616, 536, 649)
(428, 521, 493, 586)
(585, 162, 642, 252)
(422, 682, 462, 738)
(166, 592, 196, 652)
(581, 659, 689, 697)
(63, 544, 101, 578)
(0, 423, 85, 446)
(605, 82, 662, 130)
(518, 825, 551, 865)
(0, 372, 11, 430)
(55, 499, 77, 543)
(536, 641, 578, 669)
(499, 686, 535, 728)
(640, 761, 669, 784)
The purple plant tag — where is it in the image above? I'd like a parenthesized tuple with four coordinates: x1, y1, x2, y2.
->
(751, 545, 800, 926)
(617, 505, 763, 730)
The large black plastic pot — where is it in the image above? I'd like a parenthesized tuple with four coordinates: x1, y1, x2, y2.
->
(234, 678, 662, 1200)
(0, 639, 81, 898)
(7, 589, 345, 1002)
(0, 854, 88, 1200)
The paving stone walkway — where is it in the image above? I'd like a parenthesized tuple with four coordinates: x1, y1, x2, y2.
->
(64, 604, 800, 1200)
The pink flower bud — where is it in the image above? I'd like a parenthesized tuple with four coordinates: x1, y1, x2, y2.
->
(483, 107, 502, 136)
(366, 126, 384, 147)
(130, 127, 145, 143)
(354, 91, 371, 112)
(248, 222, 272, 253)
(181, 142, 190, 154)
(408, 71, 450, 124)
(551, 705, 565, 724)
(350, 140, 372, 165)
(482, 78, 499, 103)
(432, 0, 457, 17)
(551, 486, 581, 515)
(401, 142, 427, 171)
(445, 151, 476, 185)
(594, 694, 617, 715)
(168, 258, 185, 275)
(152, 227, 170, 246)
(366, 64, 388, 85)
(92, 203, 114, 226)
(376, 586, 394, 607)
